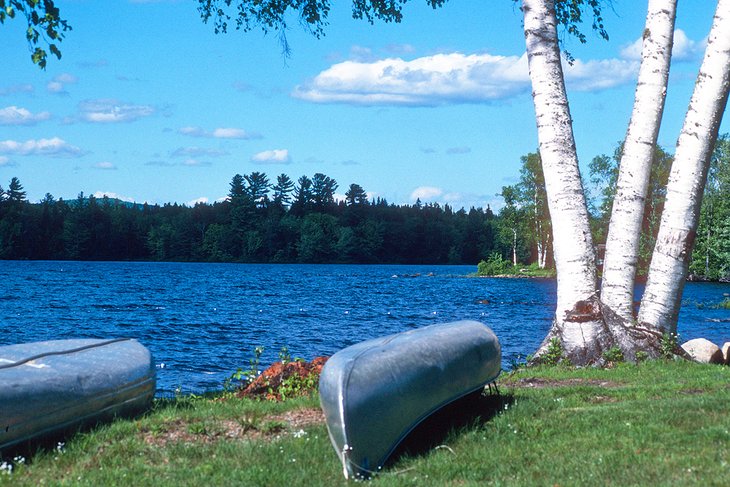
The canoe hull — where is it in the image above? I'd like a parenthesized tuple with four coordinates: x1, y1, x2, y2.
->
(0, 338, 156, 452)
(319, 320, 501, 479)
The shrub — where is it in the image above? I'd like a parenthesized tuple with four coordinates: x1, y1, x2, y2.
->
(602, 346, 624, 364)
(635, 350, 649, 363)
(542, 337, 564, 366)
(477, 252, 513, 276)
(224, 346, 265, 391)
(660, 332, 679, 359)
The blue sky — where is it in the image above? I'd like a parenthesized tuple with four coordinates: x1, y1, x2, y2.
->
(1, 0, 727, 209)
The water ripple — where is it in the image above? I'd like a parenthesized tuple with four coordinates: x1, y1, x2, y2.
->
(0, 262, 728, 396)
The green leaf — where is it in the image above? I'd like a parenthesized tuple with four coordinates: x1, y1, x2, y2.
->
(49, 43, 61, 59)
(31, 47, 47, 69)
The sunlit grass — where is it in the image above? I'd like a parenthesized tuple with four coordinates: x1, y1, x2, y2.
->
(2, 361, 729, 486)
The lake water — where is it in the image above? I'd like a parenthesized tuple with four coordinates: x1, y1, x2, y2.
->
(1, 261, 728, 396)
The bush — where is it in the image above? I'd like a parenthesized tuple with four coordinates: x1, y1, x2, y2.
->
(542, 337, 564, 366)
(660, 333, 680, 359)
(477, 252, 513, 276)
(602, 346, 624, 363)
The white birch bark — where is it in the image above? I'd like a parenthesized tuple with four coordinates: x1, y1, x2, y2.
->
(533, 194, 548, 269)
(522, 0, 600, 358)
(600, 0, 677, 322)
(638, 0, 730, 332)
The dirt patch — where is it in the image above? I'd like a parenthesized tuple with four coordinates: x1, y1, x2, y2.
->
(139, 407, 325, 448)
(238, 357, 328, 401)
(588, 395, 619, 404)
(680, 388, 706, 395)
(271, 408, 325, 429)
(509, 377, 622, 389)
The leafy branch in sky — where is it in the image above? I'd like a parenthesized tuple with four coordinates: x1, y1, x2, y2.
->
(0, 0, 71, 69)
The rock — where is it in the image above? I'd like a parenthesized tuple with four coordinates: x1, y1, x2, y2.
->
(722, 342, 730, 365)
(237, 356, 329, 401)
(680, 338, 724, 364)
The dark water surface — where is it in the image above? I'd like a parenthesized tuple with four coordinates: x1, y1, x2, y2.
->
(1, 261, 728, 395)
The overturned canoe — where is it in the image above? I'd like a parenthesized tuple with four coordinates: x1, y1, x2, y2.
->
(319, 320, 501, 479)
(0, 338, 156, 452)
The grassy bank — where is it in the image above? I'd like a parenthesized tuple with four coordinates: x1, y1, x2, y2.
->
(475, 255, 556, 278)
(2, 360, 729, 486)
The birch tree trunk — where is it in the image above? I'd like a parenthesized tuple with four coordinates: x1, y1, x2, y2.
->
(638, 0, 730, 332)
(522, 0, 608, 364)
(600, 0, 677, 322)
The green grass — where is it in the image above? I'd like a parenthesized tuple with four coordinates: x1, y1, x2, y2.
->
(3, 361, 729, 486)
(475, 256, 556, 278)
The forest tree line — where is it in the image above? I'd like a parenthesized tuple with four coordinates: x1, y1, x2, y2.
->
(0, 134, 728, 279)
(0, 173, 500, 265)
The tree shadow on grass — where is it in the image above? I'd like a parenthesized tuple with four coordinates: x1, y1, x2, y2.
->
(385, 388, 514, 467)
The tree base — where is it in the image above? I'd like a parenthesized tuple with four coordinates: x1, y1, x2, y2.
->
(529, 297, 684, 366)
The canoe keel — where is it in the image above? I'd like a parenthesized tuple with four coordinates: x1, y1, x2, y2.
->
(319, 320, 501, 479)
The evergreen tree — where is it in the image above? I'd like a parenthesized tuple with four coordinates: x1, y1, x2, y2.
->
(345, 183, 368, 206)
(272, 173, 295, 208)
(244, 171, 270, 208)
(311, 173, 338, 211)
(291, 175, 313, 216)
(7, 177, 26, 203)
(228, 174, 246, 202)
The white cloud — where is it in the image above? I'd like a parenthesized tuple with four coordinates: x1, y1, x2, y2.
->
(178, 126, 262, 139)
(181, 158, 212, 167)
(446, 146, 471, 155)
(293, 52, 530, 106)
(0, 106, 51, 126)
(385, 44, 416, 56)
(350, 45, 377, 62)
(77, 99, 155, 123)
(563, 58, 639, 91)
(145, 160, 175, 167)
(178, 126, 207, 137)
(92, 191, 135, 202)
(620, 29, 704, 63)
(251, 149, 291, 164)
(0, 156, 15, 167)
(171, 147, 228, 158)
(94, 161, 117, 170)
(47, 73, 78, 94)
(620, 37, 642, 61)
(443, 192, 466, 203)
(295, 38, 706, 106)
(0, 137, 85, 158)
(672, 29, 706, 62)
(0, 83, 34, 96)
(411, 186, 443, 201)
(187, 197, 209, 206)
(212, 127, 257, 139)
(408, 186, 496, 210)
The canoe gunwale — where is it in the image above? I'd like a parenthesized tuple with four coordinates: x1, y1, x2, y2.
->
(0, 337, 133, 371)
